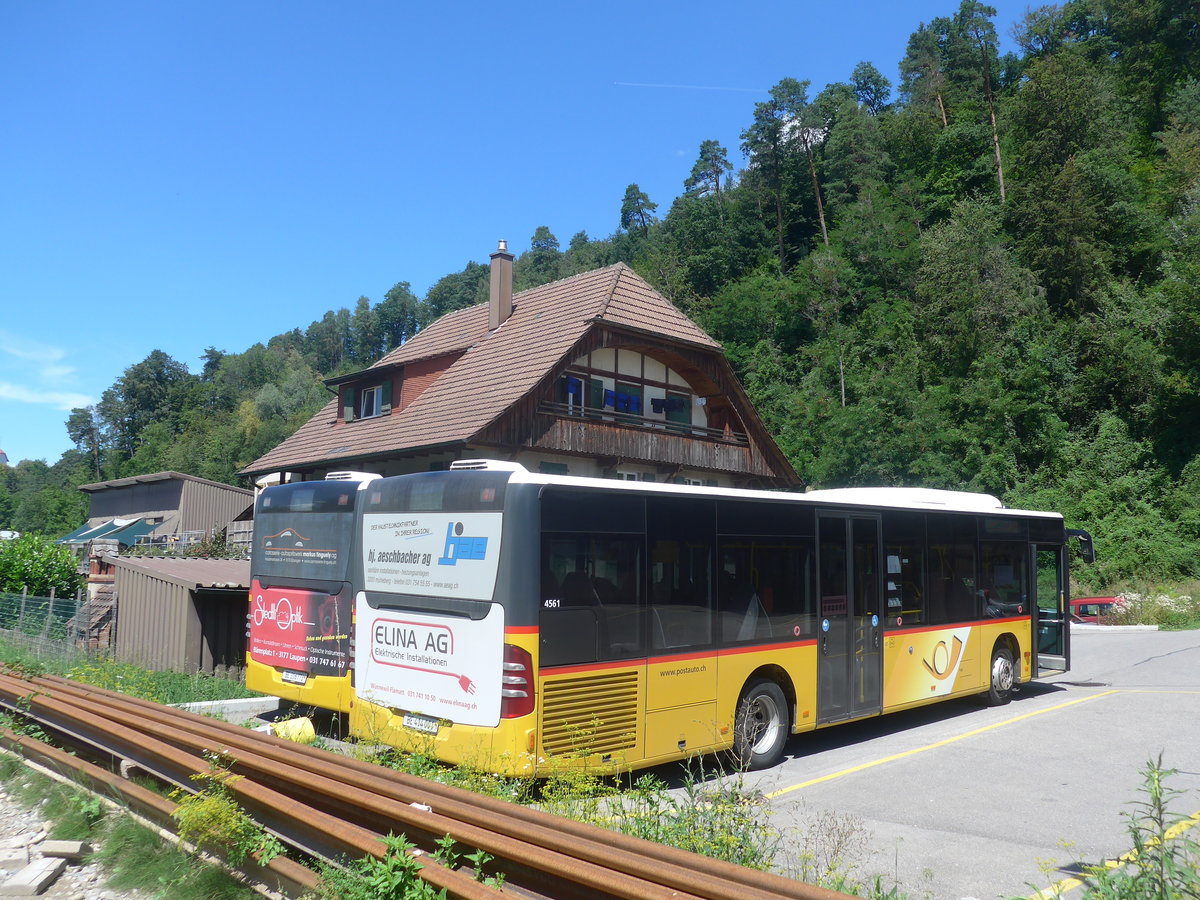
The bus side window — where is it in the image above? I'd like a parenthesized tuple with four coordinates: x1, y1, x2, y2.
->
(883, 511, 925, 628)
(717, 538, 814, 642)
(540, 533, 645, 661)
(927, 514, 977, 624)
(648, 497, 715, 651)
(540, 607, 603, 667)
(980, 541, 1027, 616)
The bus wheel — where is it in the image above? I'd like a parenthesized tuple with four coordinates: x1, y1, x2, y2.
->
(732, 679, 789, 770)
(987, 646, 1015, 706)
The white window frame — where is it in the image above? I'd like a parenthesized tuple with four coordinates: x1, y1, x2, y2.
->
(358, 385, 383, 419)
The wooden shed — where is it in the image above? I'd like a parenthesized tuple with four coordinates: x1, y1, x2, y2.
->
(110, 556, 249, 674)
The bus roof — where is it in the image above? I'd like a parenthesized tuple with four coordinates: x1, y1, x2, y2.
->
(449, 460, 1062, 521)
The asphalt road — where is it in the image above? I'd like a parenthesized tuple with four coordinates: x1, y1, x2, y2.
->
(740, 627, 1200, 900)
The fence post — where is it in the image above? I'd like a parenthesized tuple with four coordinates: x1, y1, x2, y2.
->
(42, 588, 56, 637)
(19, 587, 27, 631)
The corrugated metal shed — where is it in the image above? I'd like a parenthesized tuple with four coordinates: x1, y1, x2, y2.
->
(110, 556, 250, 675)
(78, 472, 253, 541)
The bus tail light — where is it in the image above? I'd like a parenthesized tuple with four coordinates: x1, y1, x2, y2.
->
(500, 644, 534, 719)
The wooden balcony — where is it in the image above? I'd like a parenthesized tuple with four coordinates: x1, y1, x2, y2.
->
(536, 400, 749, 445)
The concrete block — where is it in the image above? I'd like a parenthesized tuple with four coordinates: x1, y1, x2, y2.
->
(176, 696, 280, 719)
(0, 849, 28, 869)
(39, 842, 90, 861)
(0, 857, 66, 895)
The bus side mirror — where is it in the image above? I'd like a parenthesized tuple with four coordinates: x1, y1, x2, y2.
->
(1066, 529, 1095, 565)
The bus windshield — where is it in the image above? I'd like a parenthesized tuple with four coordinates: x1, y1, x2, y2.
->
(252, 481, 360, 583)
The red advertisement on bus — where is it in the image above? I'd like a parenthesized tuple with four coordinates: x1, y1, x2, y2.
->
(248, 580, 351, 677)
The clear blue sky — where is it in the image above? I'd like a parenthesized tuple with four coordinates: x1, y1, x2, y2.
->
(0, 1, 1028, 467)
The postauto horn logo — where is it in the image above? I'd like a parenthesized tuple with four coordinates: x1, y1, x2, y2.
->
(437, 521, 488, 566)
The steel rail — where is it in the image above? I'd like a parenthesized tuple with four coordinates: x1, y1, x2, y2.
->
(0, 673, 502, 900)
(16, 678, 708, 900)
(10, 673, 854, 900)
(0, 726, 320, 898)
(37, 675, 850, 900)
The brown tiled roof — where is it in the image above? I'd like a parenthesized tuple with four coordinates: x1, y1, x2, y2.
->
(241, 264, 720, 476)
(372, 303, 486, 368)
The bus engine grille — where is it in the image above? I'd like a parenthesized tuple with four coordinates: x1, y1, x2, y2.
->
(540, 670, 639, 757)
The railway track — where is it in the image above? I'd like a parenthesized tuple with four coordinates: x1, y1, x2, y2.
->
(0, 669, 852, 900)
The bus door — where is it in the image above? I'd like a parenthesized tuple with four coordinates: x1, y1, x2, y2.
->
(1034, 545, 1069, 673)
(817, 514, 883, 724)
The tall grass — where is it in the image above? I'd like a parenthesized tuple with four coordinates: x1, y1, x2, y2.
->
(0, 754, 256, 900)
(0, 636, 258, 704)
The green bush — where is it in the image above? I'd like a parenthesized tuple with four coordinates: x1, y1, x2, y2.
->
(1109, 592, 1200, 630)
(0, 533, 81, 598)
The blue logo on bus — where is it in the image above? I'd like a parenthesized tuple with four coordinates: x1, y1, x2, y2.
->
(438, 521, 488, 566)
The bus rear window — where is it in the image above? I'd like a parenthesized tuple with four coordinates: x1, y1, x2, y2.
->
(252, 511, 354, 582)
(256, 481, 358, 514)
(366, 472, 509, 513)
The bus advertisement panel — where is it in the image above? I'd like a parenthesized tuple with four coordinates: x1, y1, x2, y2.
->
(247, 476, 374, 710)
(354, 603, 505, 727)
(360, 512, 503, 600)
(356, 511, 506, 726)
(248, 583, 351, 678)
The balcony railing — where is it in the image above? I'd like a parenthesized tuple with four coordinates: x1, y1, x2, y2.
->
(538, 401, 749, 445)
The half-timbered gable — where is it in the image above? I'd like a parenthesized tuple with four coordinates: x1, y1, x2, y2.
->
(242, 245, 799, 488)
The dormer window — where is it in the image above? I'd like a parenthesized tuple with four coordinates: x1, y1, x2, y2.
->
(358, 385, 383, 419)
(343, 380, 392, 422)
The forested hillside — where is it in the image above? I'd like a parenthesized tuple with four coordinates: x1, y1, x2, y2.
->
(2, 0, 1197, 586)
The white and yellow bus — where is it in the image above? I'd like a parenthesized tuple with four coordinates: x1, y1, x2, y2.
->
(348, 461, 1089, 775)
(246, 473, 378, 712)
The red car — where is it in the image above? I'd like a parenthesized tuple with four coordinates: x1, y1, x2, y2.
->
(1071, 597, 1117, 623)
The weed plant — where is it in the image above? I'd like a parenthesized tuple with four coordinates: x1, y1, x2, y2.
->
(366, 736, 534, 805)
(171, 751, 283, 866)
(534, 756, 780, 870)
(316, 834, 447, 900)
(1077, 754, 1200, 898)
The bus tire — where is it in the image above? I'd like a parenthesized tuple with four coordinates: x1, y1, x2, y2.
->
(732, 678, 789, 770)
(987, 645, 1015, 706)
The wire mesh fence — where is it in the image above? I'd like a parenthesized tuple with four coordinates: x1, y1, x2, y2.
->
(0, 587, 115, 664)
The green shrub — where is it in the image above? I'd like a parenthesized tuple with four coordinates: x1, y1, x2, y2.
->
(0, 533, 81, 597)
(1108, 593, 1200, 630)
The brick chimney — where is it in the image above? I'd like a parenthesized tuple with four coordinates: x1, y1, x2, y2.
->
(488, 239, 515, 330)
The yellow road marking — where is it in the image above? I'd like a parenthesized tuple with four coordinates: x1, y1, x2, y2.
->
(766, 690, 1118, 799)
(1027, 809, 1200, 898)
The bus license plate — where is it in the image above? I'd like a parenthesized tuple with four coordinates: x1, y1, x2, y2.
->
(403, 713, 440, 735)
(280, 670, 308, 686)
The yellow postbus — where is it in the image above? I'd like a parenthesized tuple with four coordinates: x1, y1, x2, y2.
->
(350, 461, 1089, 775)
(246, 473, 378, 712)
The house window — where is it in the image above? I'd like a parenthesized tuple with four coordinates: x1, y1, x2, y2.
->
(358, 386, 383, 419)
(666, 392, 691, 426)
(539, 461, 570, 475)
(557, 375, 605, 416)
(604, 382, 643, 417)
(558, 376, 585, 414)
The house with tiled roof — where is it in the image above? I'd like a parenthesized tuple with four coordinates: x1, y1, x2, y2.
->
(241, 242, 799, 488)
